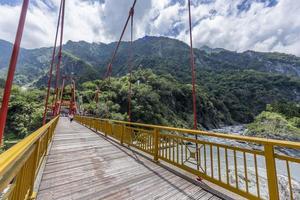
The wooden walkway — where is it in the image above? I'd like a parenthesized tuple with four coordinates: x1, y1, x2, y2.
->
(37, 118, 221, 200)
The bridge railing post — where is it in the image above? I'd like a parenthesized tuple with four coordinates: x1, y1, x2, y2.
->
(264, 144, 279, 200)
(92, 118, 95, 129)
(29, 132, 42, 199)
(104, 120, 108, 137)
(94, 118, 97, 131)
(153, 128, 159, 162)
(120, 124, 125, 145)
(45, 125, 50, 149)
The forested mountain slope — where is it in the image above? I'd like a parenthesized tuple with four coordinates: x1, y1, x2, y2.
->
(1, 36, 300, 129)
(78, 69, 300, 129)
(1, 36, 300, 86)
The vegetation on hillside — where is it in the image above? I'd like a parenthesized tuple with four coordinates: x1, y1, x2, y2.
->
(78, 69, 231, 129)
(0, 86, 44, 151)
(0, 36, 299, 149)
(78, 69, 300, 130)
(199, 70, 300, 123)
(246, 102, 300, 141)
(34, 52, 100, 88)
(1, 37, 300, 86)
(0, 68, 300, 151)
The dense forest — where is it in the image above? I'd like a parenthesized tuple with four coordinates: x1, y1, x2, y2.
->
(246, 102, 300, 141)
(77, 69, 300, 127)
(0, 82, 44, 150)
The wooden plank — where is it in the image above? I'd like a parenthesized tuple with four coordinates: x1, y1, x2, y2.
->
(37, 118, 220, 200)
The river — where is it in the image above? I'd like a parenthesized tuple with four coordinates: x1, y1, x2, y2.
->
(199, 125, 300, 199)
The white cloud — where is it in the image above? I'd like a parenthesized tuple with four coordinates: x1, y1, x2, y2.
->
(0, 4, 23, 44)
(0, 0, 299, 56)
(164, 0, 300, 56)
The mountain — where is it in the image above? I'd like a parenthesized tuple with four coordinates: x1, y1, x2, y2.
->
(199, 48, 300, 76)
(0, 39, 12, 71)
(79, 69, 234, 129)
(77, 69, 300, 129)
(1, 36, 300, 127)
(63, 36, 300, 80)
(0, 39, 52, 84)
(1, 36, 300, 86)
(0, 78, 4, 99)
(33, 52, 100, 87)
(0, 78, 5, 88)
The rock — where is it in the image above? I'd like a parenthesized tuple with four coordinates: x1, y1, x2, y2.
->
(207, 166, 300, 199)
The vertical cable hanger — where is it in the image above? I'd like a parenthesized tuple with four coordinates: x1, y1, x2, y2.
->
(127, 6, 134, 122)
(188, 0, 203, 178)
(42, 0, 64, 124)
(104, 0, 138, 79)
(188, 0, 198, 131)
(53, 0, 66, 116)
(102, 0, 138, 119)
(0, 0, 30, 144)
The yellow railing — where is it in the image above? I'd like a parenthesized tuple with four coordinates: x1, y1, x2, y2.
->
(0, 117, 59, 200)
(75, 115, 300, 200)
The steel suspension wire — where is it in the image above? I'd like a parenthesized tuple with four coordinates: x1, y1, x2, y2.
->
(127, 8, 134, 122)
(53, 0, 66, 116)
(0, 0, 29, 144)
(42, 0, 64, 125)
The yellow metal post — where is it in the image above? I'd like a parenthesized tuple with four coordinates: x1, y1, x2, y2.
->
(45, 126, 50, 149)
(153, 128, 159, 162)
(104, 121, 108, 137)
(264, 144, 279, 200)
(29, 138, 41, 198)
(120, 124, 124, 145)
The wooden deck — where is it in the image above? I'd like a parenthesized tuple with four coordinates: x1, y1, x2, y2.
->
(37, 118, 221, 200)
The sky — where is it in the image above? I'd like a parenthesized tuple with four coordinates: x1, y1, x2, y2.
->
(0, 0, 300, 56)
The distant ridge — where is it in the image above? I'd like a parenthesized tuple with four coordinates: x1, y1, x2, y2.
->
(0, 36, 300, 85)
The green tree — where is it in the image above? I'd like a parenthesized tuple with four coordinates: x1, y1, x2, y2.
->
(4, 86, 44, 148)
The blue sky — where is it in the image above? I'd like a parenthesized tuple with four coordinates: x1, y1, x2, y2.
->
(0, 0, 299, 56)
(0, 0, 21, 5)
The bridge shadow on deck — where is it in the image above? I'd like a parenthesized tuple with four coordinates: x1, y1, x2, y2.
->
(96, 133, 199, 200)
(37, 118, 221, 200)
(96, 132, 232, 200)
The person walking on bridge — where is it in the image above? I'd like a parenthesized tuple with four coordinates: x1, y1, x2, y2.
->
(69, 113, 74, 123)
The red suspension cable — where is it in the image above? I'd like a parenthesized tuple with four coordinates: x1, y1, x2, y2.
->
(54, 0, 66, 115)
(188, 0, 198, 130)
(127, 7, 134, 122)
(188, 0, 202, 179)
(70, 80, 77, 115)
(42, 0, 63, 124)
(102, 0, 137, 120)
(57, 78, 65, 115)
(105, 0, 137, 78)
(0, 0, 29, 144)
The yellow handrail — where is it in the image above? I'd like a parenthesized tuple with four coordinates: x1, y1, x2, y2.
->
(75, 115, 300, 200)
(99, 118, 300, 149)
(0, 116, 59, 200)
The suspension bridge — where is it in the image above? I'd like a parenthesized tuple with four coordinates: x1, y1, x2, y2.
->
(0, 0, 300, 200)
